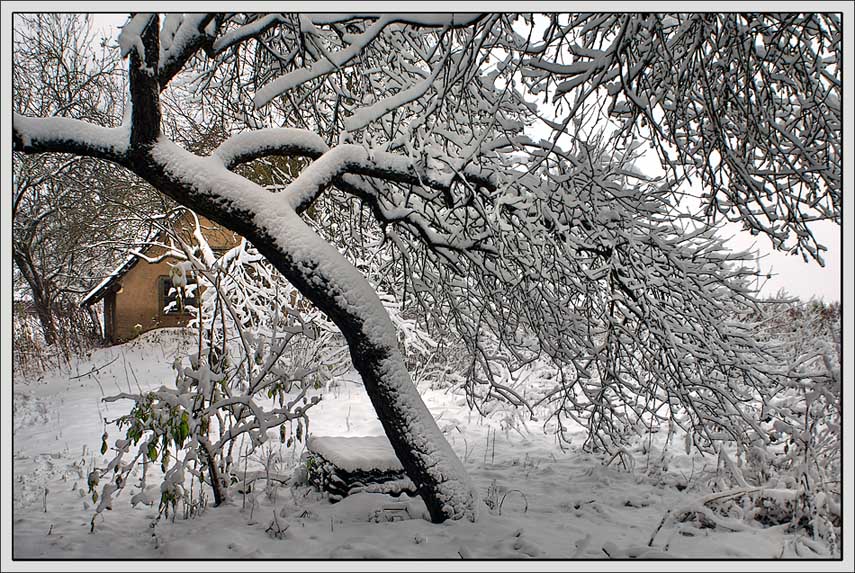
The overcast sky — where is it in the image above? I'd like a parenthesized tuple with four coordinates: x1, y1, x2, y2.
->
(89, 13, 841, 303)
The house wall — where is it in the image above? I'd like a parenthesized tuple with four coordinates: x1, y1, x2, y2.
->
(110, 215, 241, 343)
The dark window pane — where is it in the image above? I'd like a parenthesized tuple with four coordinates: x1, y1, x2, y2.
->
(160, 275, 197, 315)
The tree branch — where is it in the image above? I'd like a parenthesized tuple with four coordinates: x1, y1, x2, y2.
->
(12, 114, 130, 164)
(210, 13, 286, 55)
(158, 14, 218, 89)
(211, 128, 496, 209)
(211, 128, 328, 169)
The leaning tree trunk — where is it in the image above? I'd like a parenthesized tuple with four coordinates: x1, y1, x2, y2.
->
(12, 13, 480, 523)
(140, 142, 481, 523)
(33, 298, 58, 347)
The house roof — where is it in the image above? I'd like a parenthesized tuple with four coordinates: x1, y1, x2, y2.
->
(80, 211, 181, 307)
(79, 210, 239, 307)
(79, 253, 144, 307)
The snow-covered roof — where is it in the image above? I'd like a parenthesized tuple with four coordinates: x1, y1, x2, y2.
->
(79, 211, 188, 307)
(79, 253, 142, 307)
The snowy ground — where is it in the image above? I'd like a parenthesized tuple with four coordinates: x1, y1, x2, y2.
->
(7, 329, 844, 569)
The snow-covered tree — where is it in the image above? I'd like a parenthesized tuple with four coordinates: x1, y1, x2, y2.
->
(12, 13, 840, 523)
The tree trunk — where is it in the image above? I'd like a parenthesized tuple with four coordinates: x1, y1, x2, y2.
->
(253, 211, 481, 522)
(86, 304, 104, 341)
(13, 250, 58, 346)
(139, 148, 481, 522)
(33, 299, 58, 347)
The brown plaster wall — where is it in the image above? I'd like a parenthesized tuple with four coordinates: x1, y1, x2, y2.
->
(109, 214, 241, 343)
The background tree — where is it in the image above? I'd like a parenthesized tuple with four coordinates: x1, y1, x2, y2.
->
(12, 14, 162, 347)
(12, 12, 840, 523)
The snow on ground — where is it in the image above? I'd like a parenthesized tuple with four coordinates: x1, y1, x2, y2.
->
(9, 328, 835, 566)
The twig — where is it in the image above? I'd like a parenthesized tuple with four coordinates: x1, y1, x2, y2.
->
(242, 441, 249, 510)
(68, 356, 119, 379)
(498, 489, 528, 515)
(648, 509, 670, 546)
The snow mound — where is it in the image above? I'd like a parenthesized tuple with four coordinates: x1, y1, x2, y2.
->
(13, 391, 50, 432)
(307, 435, 403, 473)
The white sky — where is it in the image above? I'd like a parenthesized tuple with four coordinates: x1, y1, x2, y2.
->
(90, 12, 842, 302)
(633, 155, 842, 303)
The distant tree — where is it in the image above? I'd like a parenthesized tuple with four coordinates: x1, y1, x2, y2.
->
(13, 13, 840, 522)
(12, 14, 160, 345)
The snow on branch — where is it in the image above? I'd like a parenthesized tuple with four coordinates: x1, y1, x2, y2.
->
(344, 55, 446, 132)
(210, 127, 496, 211)
(210, 129, 496, 255)
(158, 14, 216, 89)
(254, 15, 393, 108)
(306, 13, 483, 27)
(280, 144, 497, 213)
(210, 13, 286, 54)
(12, 113, 130, 162)
(212, 128, 329, 169)
(252, 13, 483, 108)
(117, 14, 154, 59)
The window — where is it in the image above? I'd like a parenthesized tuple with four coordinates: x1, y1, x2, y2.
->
(159, 275, 197, 315)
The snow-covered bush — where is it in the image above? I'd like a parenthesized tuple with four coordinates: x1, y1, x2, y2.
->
(667, 298, 842, 555)
(92, 212, 327, 525)
(748, 299, 840, 551)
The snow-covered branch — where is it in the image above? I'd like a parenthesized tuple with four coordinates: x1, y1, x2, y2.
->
(253, 15, 394, 108)
(157, 14, 217, 88)
(210, 13, 285, 54)
(212, 127, 497, 217)
(212, 128, 328, 169)
(12, 114, 130, 163)
(252, 13, 484, 108)
(281, 144, 495, 213)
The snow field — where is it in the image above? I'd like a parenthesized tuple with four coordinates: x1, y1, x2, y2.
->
(11, 329, 827, 560)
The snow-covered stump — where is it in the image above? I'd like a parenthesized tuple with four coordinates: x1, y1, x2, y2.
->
(305, 436, 417, 502)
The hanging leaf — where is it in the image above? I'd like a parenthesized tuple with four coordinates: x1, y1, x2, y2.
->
(178, 413, 190, 445)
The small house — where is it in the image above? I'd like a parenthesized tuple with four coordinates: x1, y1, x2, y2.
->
(80, 211, 241, 344)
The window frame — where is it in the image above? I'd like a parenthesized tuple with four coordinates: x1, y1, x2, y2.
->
(158, 274, 198, 316)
